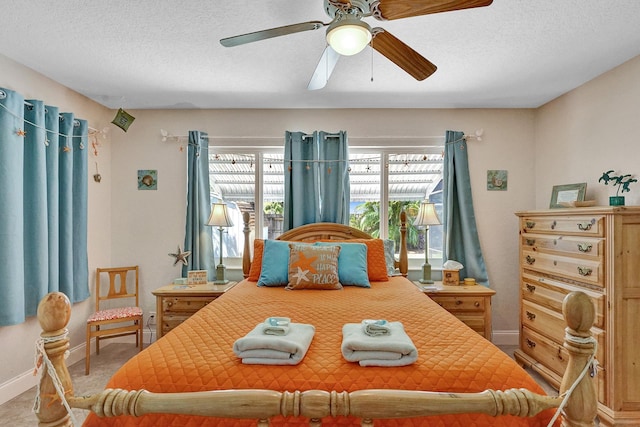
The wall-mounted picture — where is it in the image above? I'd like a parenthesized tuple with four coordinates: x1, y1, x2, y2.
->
(137, 169, 157, 190)
(549, 182, 587, 208)
(487, 170, 508, 191)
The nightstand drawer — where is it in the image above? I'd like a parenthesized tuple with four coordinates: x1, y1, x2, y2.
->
(162, 296, 215, 313)
(430, 295, 485, 312)
(455, 313, 486, 335)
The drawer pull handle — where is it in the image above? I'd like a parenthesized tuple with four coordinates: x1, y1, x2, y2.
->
(525, 255, 535, 265)
(525, 221, 535, 229)
(525, 238, 535, 246)
(167, 301, 173, 307)
(557, 347, 564, 361)
(577, 267, 593, 276)
(551, 220, 557, 230)
(526, 311, 536, 321)
(577, 243, 593, 253)
(526, 284, 536, 293)
(577, 218, 596, 231)
(455, 300, 463, 305)
(526, 339, 536, 348)
(474, 301, 480, 307)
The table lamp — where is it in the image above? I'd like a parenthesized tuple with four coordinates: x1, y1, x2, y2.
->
(413, 201, 441, 284)
(207, 203, 234, 284)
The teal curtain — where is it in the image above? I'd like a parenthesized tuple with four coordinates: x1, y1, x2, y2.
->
(0, 87, 89, 326)
(183, 130, 214, 279)
(284, 131, 349, 230)
(442, 130, 489, 287)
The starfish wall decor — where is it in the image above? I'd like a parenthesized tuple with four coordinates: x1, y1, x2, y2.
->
(169, 245, 191, 266)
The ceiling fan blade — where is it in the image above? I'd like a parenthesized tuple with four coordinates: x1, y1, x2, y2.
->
(308, 46, 340, 90)
(220, 21, 327, 47)
(375, 0, 492, 21)
(371, 29, 437, 81)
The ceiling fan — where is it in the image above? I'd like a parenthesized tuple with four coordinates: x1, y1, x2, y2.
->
(220, 0, 493, 90)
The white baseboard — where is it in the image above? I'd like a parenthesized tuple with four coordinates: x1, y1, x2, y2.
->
(491, 329, 519, 346)
(0, 339, 88, 406)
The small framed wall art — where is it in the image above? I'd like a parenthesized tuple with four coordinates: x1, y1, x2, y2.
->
(137, 169, 157, 190)
(487, 170, 508, 191)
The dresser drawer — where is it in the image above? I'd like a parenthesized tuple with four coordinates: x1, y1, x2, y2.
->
(521, 273, 605, 329)
(162, 296, 216, 314)
(522, 249, 603, 287)
(521, 326, 568, 377)
(430, 295, 485, 312)
(522, 300, 606, 364)
(521, 233, 603, 258)
(521, 215, 604, 237)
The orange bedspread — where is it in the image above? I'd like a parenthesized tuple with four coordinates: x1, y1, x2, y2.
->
(83, 278, 554, 427)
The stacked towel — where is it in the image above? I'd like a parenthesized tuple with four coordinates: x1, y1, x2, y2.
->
(233, 322, 315, 365)
(341, 321, 418, 367)
(362, 319, 391, 336)
(263, 317, 291, 336)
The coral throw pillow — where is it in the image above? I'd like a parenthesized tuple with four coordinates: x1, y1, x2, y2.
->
(319, 238, 389, 282)
(286, 244, 342, 290)
(247, 239, 264, 281)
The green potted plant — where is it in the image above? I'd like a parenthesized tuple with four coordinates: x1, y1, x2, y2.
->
(598, 170, 637, 206)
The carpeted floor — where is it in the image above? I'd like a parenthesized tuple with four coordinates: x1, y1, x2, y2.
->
(1, 344, 556, 426)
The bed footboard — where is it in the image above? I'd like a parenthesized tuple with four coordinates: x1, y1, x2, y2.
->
(34, 291, 597, 426)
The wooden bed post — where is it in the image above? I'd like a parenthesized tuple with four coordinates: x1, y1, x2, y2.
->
(35, 292, 74, 427)
(242, 211, 251, 278)
(399, 211, 408, 276)
(561, 291, 598, 427)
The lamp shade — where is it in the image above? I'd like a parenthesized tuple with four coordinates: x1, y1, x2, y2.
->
(413, 201, 441, 227)
(326, 19, 371, 56)
(207, 203, 234, 228)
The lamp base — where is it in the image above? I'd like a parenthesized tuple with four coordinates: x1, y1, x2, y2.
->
(214, 264, 227, 284)
(420, 262, 433, 284)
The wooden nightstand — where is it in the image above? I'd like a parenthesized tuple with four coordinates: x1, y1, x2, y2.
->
(414, 281, 496, 340)
(152, 281, 237, 339)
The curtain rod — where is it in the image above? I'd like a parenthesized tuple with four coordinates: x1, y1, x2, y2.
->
(160, 129, 484, 143)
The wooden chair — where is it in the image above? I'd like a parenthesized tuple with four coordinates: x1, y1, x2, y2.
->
(86, 266, 143, 375)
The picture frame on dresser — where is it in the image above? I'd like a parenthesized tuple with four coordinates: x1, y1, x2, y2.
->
(549, 182, 587, 208)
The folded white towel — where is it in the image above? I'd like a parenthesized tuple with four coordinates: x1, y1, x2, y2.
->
(362, 319, 391, 336)
(233, 323, 315, 365)
(341, 322, 418, 367)
(263, 317, 291, 336)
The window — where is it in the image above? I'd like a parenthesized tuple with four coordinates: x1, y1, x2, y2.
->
(208, 144, 444, 269)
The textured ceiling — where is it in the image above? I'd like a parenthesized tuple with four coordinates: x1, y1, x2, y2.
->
(1, 0, 640, 109)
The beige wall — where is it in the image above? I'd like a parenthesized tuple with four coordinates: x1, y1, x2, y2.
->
(535, 55, 640, 208)
(0, 54, 113, 399)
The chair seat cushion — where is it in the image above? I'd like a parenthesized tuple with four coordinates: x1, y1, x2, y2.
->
(88, 306, 143, 323)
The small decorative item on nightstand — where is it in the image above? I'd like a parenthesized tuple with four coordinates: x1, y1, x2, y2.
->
(599, 170, 636, 206)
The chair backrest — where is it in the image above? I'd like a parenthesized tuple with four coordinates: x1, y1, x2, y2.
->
(95, 266, 139, 311)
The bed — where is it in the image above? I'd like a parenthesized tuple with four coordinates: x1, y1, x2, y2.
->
(34, 213, 597, 426)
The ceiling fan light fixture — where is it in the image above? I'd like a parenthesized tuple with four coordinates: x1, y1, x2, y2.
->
(326, 19, 371, 56)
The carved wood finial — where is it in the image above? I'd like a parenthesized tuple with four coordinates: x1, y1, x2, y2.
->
(35, 292, 73, 427)
(561, 291, 598, 427)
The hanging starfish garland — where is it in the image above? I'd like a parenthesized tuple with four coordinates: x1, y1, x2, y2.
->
(168, 245, 191, 266)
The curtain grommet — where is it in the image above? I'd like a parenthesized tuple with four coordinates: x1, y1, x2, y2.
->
(0, 89, 6, 99)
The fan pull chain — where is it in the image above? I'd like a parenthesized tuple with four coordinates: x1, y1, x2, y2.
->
(370, 42, 374, 82)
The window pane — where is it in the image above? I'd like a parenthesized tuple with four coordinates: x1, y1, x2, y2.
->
(209, 153, 256, 259)
(263, 153, 284, 240)
(348, 153, 381, 237)
(388, 153, 443, 259)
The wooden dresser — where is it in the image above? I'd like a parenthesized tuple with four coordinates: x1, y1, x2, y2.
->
(152, 281, 237, 339)
(515, 207, 640, 426)
(414, 281, 495, 340)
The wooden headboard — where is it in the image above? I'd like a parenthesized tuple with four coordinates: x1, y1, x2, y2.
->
(242, 212, 409, 278)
